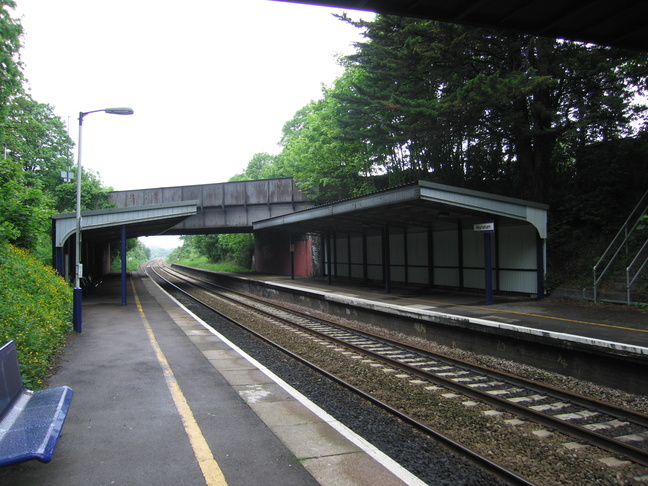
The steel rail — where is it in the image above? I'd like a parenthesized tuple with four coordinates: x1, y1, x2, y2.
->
(146, 262, 534, 486)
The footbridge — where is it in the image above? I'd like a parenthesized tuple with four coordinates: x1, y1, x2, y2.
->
(108, 178, 314, 234)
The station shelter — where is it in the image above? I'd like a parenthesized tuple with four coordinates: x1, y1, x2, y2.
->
(253, 181, 548, 300)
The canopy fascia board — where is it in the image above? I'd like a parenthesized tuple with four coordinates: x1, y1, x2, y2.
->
(53, 201, 198, 248)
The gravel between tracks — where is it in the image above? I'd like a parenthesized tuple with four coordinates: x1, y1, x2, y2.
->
(163, 279, 648, 486)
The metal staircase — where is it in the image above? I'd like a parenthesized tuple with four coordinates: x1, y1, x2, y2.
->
(592, 189, 648, 305)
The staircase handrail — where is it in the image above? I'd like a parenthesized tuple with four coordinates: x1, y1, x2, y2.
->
(593, 189, 648, 302)
(626, 238, 648, 305)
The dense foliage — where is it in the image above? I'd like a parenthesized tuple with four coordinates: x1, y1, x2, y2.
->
(0, 242, 72, 389)
(0, 0, 22, 135)
(168, 233, 254, 271)
(110, 239, 151, 272)
(0, 157, 50, 250)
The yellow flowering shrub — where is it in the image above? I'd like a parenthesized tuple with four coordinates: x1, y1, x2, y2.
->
(0, 242, 72, 389)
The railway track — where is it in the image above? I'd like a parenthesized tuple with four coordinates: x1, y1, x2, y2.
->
(146, 260, 648, 482)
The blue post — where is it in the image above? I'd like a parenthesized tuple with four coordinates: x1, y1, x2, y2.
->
(121, 225, 127, 306)
(484, 233, 493, 305)
(55, 247, 65, 278)
(73, 287, 82, 332)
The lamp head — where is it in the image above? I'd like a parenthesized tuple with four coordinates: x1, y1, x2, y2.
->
(104, 107, 134, 115)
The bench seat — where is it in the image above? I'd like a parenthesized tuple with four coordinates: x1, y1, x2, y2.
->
(0, 341, 73, 466)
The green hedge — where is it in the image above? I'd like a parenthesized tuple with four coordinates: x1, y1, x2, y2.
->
(0, 242, 72, 389)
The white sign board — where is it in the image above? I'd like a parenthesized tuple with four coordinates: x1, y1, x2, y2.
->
(473, 222, 495, 233)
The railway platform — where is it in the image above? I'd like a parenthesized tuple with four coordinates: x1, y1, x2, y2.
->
(235, 273, 648, 351)
(0, 273, 420, 486)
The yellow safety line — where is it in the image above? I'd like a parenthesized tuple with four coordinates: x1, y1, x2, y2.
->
(450, 303, 647, 333)
(131, 279, 227, 486)
(348, 288, 648, 334)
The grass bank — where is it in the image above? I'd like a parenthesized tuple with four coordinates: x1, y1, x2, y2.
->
(169, 255, 252, 273)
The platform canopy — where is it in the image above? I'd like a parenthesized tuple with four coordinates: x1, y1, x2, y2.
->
(52, 201, 198, 248)
(253, 181, 548, 238)
(279, 0, 648, 52)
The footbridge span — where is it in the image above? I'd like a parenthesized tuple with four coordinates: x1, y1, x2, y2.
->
(108, 178, 314, 234)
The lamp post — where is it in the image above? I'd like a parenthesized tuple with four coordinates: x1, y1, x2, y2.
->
(73, 107, 134, 333)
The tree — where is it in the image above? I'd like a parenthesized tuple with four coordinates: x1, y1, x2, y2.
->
(192, 234, 223, 263)
(0, 1, 22, 142)
(54, 169, 113, 213)
(332, 15, 648, 203)
(4, 95, 74, 194)
(278, 72, 380, 201)
(169, 233, 254, 269)
(229, 152, 284, 182)
(0, 158, 50, 250)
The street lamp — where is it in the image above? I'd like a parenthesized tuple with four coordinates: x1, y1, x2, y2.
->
(73, 107, 134, 333)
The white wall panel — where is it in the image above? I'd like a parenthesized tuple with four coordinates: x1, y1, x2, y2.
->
(391, 267, 406, 282)
(499, 225, 536, 268)
(433, 230, 459, 265)
(366, 234, 382, 264)
(367, 265, 383, 280)
(408, 267, 429, 284)
(350, 235, 364, 278)
(499, 270, 537, 293)
(463, 229, 485, 267)
(389, 227, 405, 265)
(435, 268, 461, 287)
(324, 219, 539, 294)
(335, 235, 349, 277)
(407, 228, 428, 266)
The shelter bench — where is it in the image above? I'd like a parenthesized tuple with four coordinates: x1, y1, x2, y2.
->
(0, 340, 73, 466)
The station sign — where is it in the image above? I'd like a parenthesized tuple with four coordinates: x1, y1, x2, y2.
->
(473, 222, 495, 233)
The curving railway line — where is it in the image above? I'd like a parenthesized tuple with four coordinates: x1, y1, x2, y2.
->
(145, 260, 648, 484)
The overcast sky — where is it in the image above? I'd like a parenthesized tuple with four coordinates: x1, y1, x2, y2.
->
(14, 0, 370, 190)
(14, 1, 371, 248)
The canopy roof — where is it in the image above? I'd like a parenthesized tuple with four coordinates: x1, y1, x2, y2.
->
(254, 181, 548, 238)
(280, 0, 648, 51)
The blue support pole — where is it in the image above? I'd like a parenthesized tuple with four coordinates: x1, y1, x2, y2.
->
(73, 287, 82, 333)
(121, 225, 127, 306)
(55, 247, 65, 278)
(484, 233, 493, 305)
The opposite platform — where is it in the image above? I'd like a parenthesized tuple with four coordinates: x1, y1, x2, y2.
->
(227, 273, 648, 352)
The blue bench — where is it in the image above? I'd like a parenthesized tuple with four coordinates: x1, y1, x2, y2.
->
(0, 340, 73, 466)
